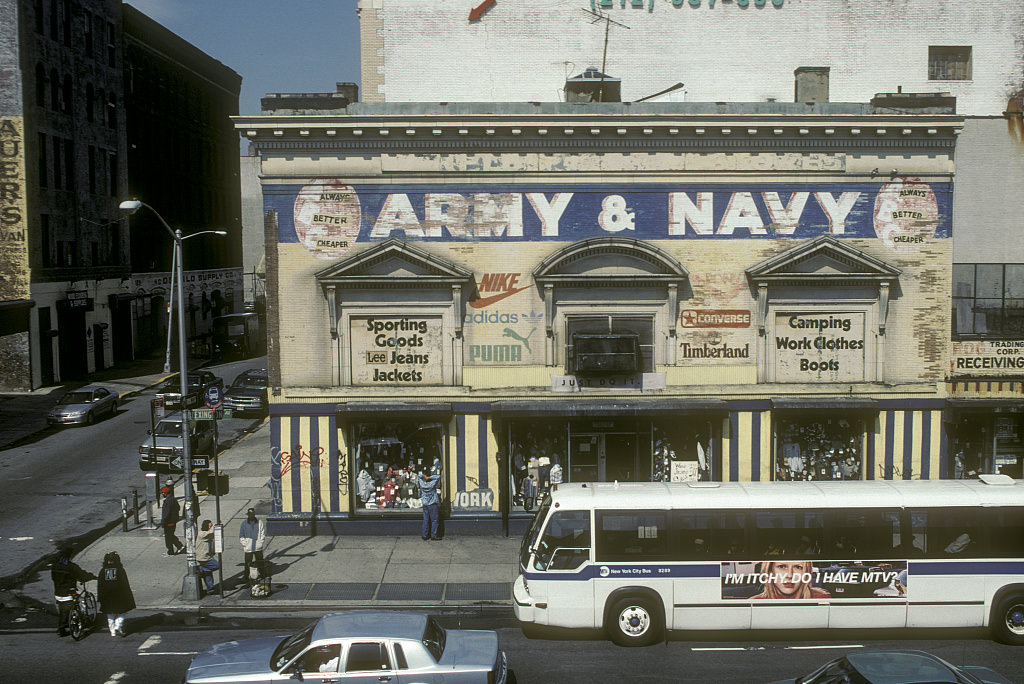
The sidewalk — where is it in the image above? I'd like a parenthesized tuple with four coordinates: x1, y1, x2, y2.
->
(10, 402, 520, 621)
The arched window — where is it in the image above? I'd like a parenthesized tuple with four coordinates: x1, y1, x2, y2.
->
(35, 63, 46, 106)
(86, 83, 94, 122)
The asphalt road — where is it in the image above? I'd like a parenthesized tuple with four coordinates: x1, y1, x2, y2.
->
(1, 615, 1022, 684)
(0, 358, 267, 585)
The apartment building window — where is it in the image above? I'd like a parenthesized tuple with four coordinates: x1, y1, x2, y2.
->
(62, 74, 72, 114)
(35, 64, 46, 106)
(37, 134, 49, 189)
(34, 0, 44, 33)
(49, 0, 58, 40)
(953, 264, 1024, 337)
(106, 21, 116, 67)
(86, 83, 94, 122)
(41, 214, 52, 267)
(83, 9, 93, 54)
(61, 0, 71, 47)
(109, 222, 120, 265)
(90, 241, 99, 267)
(106, 94, 116, 128)
(88, 145, 96, 193)
(49, 69, 59, 111)
(108, 152, 118, 197)
(52, 138, 62, 190)
(929, 46, 972, 81)
(64, 139, 74, 190)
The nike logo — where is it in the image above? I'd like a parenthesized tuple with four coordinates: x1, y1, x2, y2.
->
(469, 285, 533, 309)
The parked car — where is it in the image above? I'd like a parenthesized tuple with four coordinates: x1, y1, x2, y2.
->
(139, 412, 215, 473)
(767, 649, 1013, 684)
(222, 368, 268, 416)
(183, 611, 514, 684)
(47, 386, 118, 426)
(155, 370, 223, 411)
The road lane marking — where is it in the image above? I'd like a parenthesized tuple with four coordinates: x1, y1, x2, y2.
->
(138, 635, 161, 651)
(138, 651, 199, 656)
(692, 644, 863, 652)
(103, 672, 128, 684)
(788, 645, 863, 650)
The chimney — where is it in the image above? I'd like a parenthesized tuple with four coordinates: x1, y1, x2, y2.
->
(565, 66, 621, 103)
(794, 67, 830, 104)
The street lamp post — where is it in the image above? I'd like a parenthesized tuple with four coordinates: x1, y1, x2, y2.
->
(120, 199, 221, 601)
(162, 230, 227, 374)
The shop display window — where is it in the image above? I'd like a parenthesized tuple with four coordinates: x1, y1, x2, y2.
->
(651, 420, 712, 482)
(352, 421, 444, 512)
(775, 416, 862, 481)
(509, 421, 567, 512)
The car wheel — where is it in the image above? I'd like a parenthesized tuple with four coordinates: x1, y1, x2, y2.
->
(85, 411, 94, 426)
(109, 400, 117, 416)
(608, 596, 662, 647)
(993, 594, 1024, 645)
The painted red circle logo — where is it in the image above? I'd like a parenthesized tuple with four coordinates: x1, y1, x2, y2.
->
(292, 180, 361, 259)
(872, 178, 939, 252)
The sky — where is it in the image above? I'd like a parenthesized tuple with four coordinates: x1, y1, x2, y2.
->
(126, 0, 362, 116)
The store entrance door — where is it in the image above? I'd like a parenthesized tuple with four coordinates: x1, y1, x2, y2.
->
(570, 433, 640, 482)
(602, 433, 637, 481)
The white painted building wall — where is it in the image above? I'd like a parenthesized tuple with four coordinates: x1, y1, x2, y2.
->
(359, 0, 1024, 117)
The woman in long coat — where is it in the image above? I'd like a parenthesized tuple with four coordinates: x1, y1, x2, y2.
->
(97, 551, 135, 637)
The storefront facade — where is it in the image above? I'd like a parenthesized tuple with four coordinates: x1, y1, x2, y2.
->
(237, 101, 961, 534)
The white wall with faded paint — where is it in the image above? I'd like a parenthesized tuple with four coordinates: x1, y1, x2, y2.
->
(359, 0, 1024, 116)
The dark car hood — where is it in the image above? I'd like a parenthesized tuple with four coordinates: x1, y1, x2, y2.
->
(438, 629, 499, 671)
(186, 636, 284, 681)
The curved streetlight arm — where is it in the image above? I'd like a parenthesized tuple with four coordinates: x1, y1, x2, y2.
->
(119, 199, 175, 242)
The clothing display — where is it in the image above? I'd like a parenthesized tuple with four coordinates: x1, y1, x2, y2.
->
(776, 418, 861, 481)
(352, 423, 445, 511)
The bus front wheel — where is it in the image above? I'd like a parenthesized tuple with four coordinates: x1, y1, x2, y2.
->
(608, 596, 662, 647)
(993, 594, 1024, 645)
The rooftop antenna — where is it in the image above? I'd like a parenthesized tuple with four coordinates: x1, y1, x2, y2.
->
(580, 8, 629, 102)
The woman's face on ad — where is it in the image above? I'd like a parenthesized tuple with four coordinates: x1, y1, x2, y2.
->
(771, 561, 810, 596)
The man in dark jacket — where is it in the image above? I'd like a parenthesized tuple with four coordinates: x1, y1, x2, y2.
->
(160, 487, 184, 556)
(51, 544, 95, 637)
(97, 551, 135, 637)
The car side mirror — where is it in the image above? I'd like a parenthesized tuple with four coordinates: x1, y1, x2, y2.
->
(289, 667, 304, 681)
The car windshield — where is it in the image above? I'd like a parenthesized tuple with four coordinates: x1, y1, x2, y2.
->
(58, 391, 92, 404)
(153, 421, 183, 437)
(270, 621, 316, 671)
(421, 617, 446, 661)
(233, 374, 266, 389)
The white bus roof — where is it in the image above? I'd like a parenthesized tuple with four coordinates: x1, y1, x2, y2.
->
(548, 476, 1024, 511)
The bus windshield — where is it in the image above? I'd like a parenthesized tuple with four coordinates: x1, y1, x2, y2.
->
(520, 496, 550, 570)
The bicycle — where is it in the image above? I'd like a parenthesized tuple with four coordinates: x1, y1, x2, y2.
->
(66, 581, 98, 641)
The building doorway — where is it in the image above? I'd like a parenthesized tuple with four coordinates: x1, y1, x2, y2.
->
(570, 432, 641, 482)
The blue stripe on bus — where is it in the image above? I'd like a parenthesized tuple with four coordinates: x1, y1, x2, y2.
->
(909, 561, 1024, 575)
(524, 564, 720, 581)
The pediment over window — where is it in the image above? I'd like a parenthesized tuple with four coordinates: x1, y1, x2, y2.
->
(315, 238, 473, 290)
(745, 235, 901, 286)
(533, 236, 689, 288)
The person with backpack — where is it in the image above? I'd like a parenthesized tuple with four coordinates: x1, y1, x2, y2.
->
(97, 551, 135, 637)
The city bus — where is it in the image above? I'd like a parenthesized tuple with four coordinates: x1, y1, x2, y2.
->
(512, 475, 1024, 646)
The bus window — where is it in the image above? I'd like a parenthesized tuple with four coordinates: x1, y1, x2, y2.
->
(712, 511, 747, 557)
(984, 507, 1024, 558)
(675, 511, 713, 560)
(597, 511, 670, 561)
(534, 510, 590, 571)
(828, 509, 900, 558)
(909, 508, 983, 557)
(753, 511, 824, 559)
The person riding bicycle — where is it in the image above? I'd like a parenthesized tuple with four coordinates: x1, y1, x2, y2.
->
(51, 543, 96, 637)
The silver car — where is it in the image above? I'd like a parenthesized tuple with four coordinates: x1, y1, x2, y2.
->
(183, 611, 515, 684)
(47, 386, 118, 426)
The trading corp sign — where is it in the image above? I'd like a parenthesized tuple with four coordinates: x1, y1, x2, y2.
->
(270, 180, 950, 259)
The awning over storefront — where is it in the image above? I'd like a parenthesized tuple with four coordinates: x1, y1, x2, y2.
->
(770, 397, 880, 412)
(946, 399, 1024, 413)
(492, 398, 727, 418)
(335, 402, 453, 421)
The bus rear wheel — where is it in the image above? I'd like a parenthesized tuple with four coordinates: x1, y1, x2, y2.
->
(993, 594, 1024, 645)
(608, 596, 662, 647)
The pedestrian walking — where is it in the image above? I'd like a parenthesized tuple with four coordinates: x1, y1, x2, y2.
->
(239, 508, 266, 579)
(195, 519, 220, 596)
(96, 551, 135, 637)
(160, 487, 185, 556)
(418, 470, 442, 540)
(51, 544, 95, 637)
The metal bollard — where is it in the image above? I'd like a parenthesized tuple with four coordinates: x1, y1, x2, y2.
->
(133, 489, 140, 524)
(121, 496, 129, 532)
